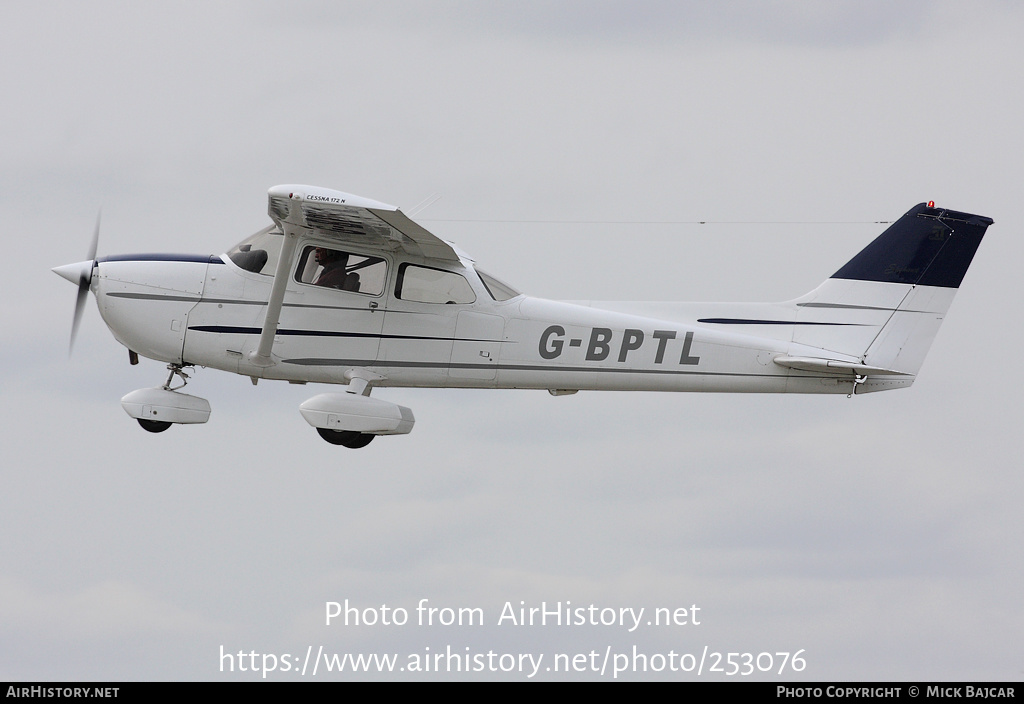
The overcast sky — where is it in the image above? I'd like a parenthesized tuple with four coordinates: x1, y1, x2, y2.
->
(2, 1, 1022, 681)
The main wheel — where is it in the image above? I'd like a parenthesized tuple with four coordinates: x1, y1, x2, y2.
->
(138, 418, 172, 433)
(316, 428, 375, 448)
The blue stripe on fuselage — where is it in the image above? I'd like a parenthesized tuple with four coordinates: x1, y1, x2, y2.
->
(97, 254, 224, 264)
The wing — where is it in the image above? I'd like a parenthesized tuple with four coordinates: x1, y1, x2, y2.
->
(268, 184, 460, 262)
(250, 185, 460, 369)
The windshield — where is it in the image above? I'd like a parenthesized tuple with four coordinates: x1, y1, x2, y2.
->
(226, 225, 284, 275)
(476, 268, 521, 301)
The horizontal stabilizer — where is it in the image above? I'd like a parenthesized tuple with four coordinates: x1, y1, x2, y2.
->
(773, 356, 912, 376)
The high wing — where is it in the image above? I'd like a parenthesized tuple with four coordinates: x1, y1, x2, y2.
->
(267, 184, 460, 262)
(250, 185, 461, 368)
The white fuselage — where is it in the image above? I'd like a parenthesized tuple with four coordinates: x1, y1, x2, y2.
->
(57, 190, 989, 442)
(91, 248, 861, 397)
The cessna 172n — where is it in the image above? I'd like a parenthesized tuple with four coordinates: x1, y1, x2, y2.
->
(53, 185, 991, 448)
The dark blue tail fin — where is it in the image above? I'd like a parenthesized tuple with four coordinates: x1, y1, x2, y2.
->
(831, 203, 992, 289)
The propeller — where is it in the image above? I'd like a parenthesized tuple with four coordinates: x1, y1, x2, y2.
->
(52, 211, 101, 354)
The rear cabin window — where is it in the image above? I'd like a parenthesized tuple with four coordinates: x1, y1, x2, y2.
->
(396, 264, 476, 304)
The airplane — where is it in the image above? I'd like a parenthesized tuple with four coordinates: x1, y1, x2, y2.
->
(53, 185, 992, 448)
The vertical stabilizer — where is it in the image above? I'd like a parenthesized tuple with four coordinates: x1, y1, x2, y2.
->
(789, 204, 991, 391)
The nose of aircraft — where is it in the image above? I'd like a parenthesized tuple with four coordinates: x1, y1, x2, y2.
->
(52, 260, 94, 285)
(53, 259, 99, 354)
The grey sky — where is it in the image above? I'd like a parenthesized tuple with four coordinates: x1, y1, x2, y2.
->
(2, 1, 1022, 680)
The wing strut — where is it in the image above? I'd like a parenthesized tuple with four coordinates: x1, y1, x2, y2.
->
(248, 193, 303, 367)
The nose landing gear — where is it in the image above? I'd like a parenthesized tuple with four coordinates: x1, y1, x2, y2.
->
(121, 363, 212, 433)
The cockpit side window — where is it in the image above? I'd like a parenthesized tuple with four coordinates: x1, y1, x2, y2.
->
(396, 264, 476, 304)
(226, 225, 284, 275)
(294, 245, 387, 296)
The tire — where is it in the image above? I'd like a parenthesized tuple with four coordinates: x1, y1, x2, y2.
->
(138, 418, 172, 433)
(316, 428, 375, 448)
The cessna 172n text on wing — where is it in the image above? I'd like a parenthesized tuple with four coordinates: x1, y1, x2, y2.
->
(53, 185, 992, 448)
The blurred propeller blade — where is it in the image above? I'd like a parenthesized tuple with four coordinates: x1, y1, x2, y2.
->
(64, 211, 101, 355)
(87, 210, 100, 261)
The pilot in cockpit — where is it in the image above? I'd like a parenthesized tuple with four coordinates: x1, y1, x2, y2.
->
(313, 247, 360, 291)
(313, 247, 349, 288)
